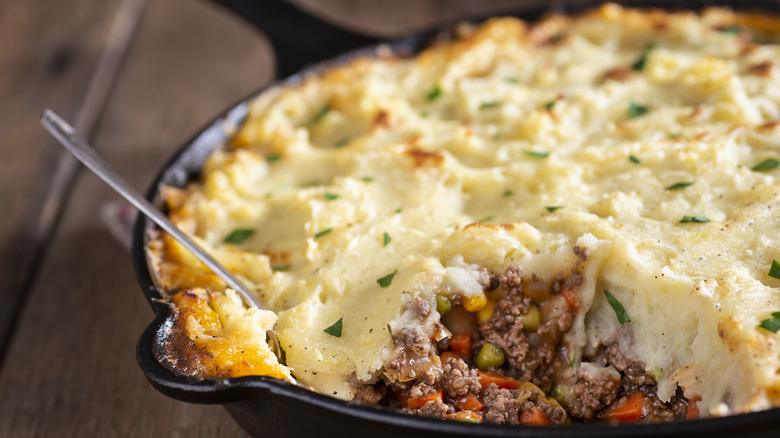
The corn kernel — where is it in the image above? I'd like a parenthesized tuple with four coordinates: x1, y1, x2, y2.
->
(463, 293, 487, 312)
(476, 299, 495, 323)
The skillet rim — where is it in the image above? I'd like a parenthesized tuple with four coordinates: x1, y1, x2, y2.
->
(131, 2, 780, 436)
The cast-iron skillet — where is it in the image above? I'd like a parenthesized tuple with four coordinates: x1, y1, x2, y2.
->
(131, 1, 780, 436)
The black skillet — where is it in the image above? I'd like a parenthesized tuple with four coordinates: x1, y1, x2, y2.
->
(131, 1, 780, 436)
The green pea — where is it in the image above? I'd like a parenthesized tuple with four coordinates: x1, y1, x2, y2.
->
(551, 383, 570, 404)
(475, 342, 505, 370)
(436, 294, 452, 316)
(519, 303, 542, 331)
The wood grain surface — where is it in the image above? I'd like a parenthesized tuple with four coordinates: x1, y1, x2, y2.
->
(0, 0, 542, 436)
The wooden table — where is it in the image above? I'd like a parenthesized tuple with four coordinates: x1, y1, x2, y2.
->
(0, 0, 531, 435)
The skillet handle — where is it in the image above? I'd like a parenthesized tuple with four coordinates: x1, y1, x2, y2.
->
(209, 0, 383, 78)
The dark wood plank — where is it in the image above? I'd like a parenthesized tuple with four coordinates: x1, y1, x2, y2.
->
(0, 0, 135, 362)
(0, 0, 271, 435)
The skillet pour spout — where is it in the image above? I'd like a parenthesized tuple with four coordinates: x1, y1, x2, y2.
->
(133, 1, 780, 437)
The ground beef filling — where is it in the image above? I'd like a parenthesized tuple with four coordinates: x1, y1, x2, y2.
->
(353, 258, 694, 425)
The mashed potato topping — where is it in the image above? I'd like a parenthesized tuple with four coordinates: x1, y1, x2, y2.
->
(149, 4, 780, 422)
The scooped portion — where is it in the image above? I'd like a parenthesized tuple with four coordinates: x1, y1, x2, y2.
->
(148, 3, 780, 425)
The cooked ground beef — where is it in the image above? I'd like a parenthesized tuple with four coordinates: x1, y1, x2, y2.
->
(482, 384, 521, 425)
(566, 364, 621, 421)
(364, 255, 692, 426)
(441, 356, 481, 399)
(479, 265, 572, 391)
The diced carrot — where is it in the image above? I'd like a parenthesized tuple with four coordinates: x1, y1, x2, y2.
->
(686, 400, 700, 420)
(440, 351, 459, 363)
(519, 407, 552, 425)
(455, 394, 485, 412)
(559, 286, 579, 312)
(446, 410, 482, 423)
(407, 388, 443, 409)
(450, 333, 472, 357)
(602, 392, 646, 422)
(477, 370, 523, 390)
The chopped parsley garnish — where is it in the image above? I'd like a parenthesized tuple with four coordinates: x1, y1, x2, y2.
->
(545, 206, 564, 213)
(504, 77, 519, 84)
(604, 290, 630, 323)
(759, 312, 780, 333)
(362, 176, 374, 182)
(377, 270, 397, 288)
(420, 111, 430, 118)
(631, 43, 655, 72)
(478, 215, 494, 222)
(266, 153, 282, 162)
(524, 150, 550, 159)
(383, 232, 391, 247)
(394, 207, 402, 214)
(315, 228, 333, 238)
(311, 106, 331, 124)
(769, 260, 780, 280)
(335, 138, 350, 148)
(666, 181, 694, 191)
(680, 215, 710, 223)
(627, 102, 649, 119)
(324, 192, 340, 201)
(323, 318, 343, 337)
(720, 25, 741, 34)
(503, 190, 514, 197)
(668, 133, 682, 139)
(272, 264, 291, 272)
(752, 158, 779, 172)
(223, 228, 254, 244)
(480, 101, 500, 110)
(544, 100, 556, 110)
(629, 155, 642, 164)
(426, 85, 442, 101)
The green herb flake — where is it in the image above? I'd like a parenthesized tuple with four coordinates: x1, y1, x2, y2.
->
(272, 264, 291, 272)
(665, 181, 694, 191)
(604, 290, 630, 323)
(720, 25, 741, 34)
(311, 106, 331, 124)
(544, 100, 556, 110)
(335, 138, 350, 148)
(668, 133, 682, 139)
(769, 260, 780, 280)
(394, 207, 402, 214)
(383, 232, 391, 247)
(420, 111, 430, 118)
(315, 228, 333, 238)
(502, 190, 514, 197)
(524, 150, 550, 159)
(627, 102, 649, 119)
(679, 215, 710, 223)
(759, 312, 780, 333)
(323, 318, 343, 337)
(479, 101, 500, 110)
(545, 206, 564, 213)
(223, 228, 255, 244)
(752, 158, 780, 172)
(377, 270, 397, 288)
(426, 85, 442, 101)
(324, 192, 340, 201)
(504, 77, 519, 84)
(362, 176, 374, 183)
(478, 215, 494, 223)
(629, 155, 642, 164)
(266, 153, 282, 163)
(631, 43, 655, 72)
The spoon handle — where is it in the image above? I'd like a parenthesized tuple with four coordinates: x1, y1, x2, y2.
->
(40, 109, 263, 310)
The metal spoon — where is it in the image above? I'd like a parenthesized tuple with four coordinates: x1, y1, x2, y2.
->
(40, 109, 289, 369)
